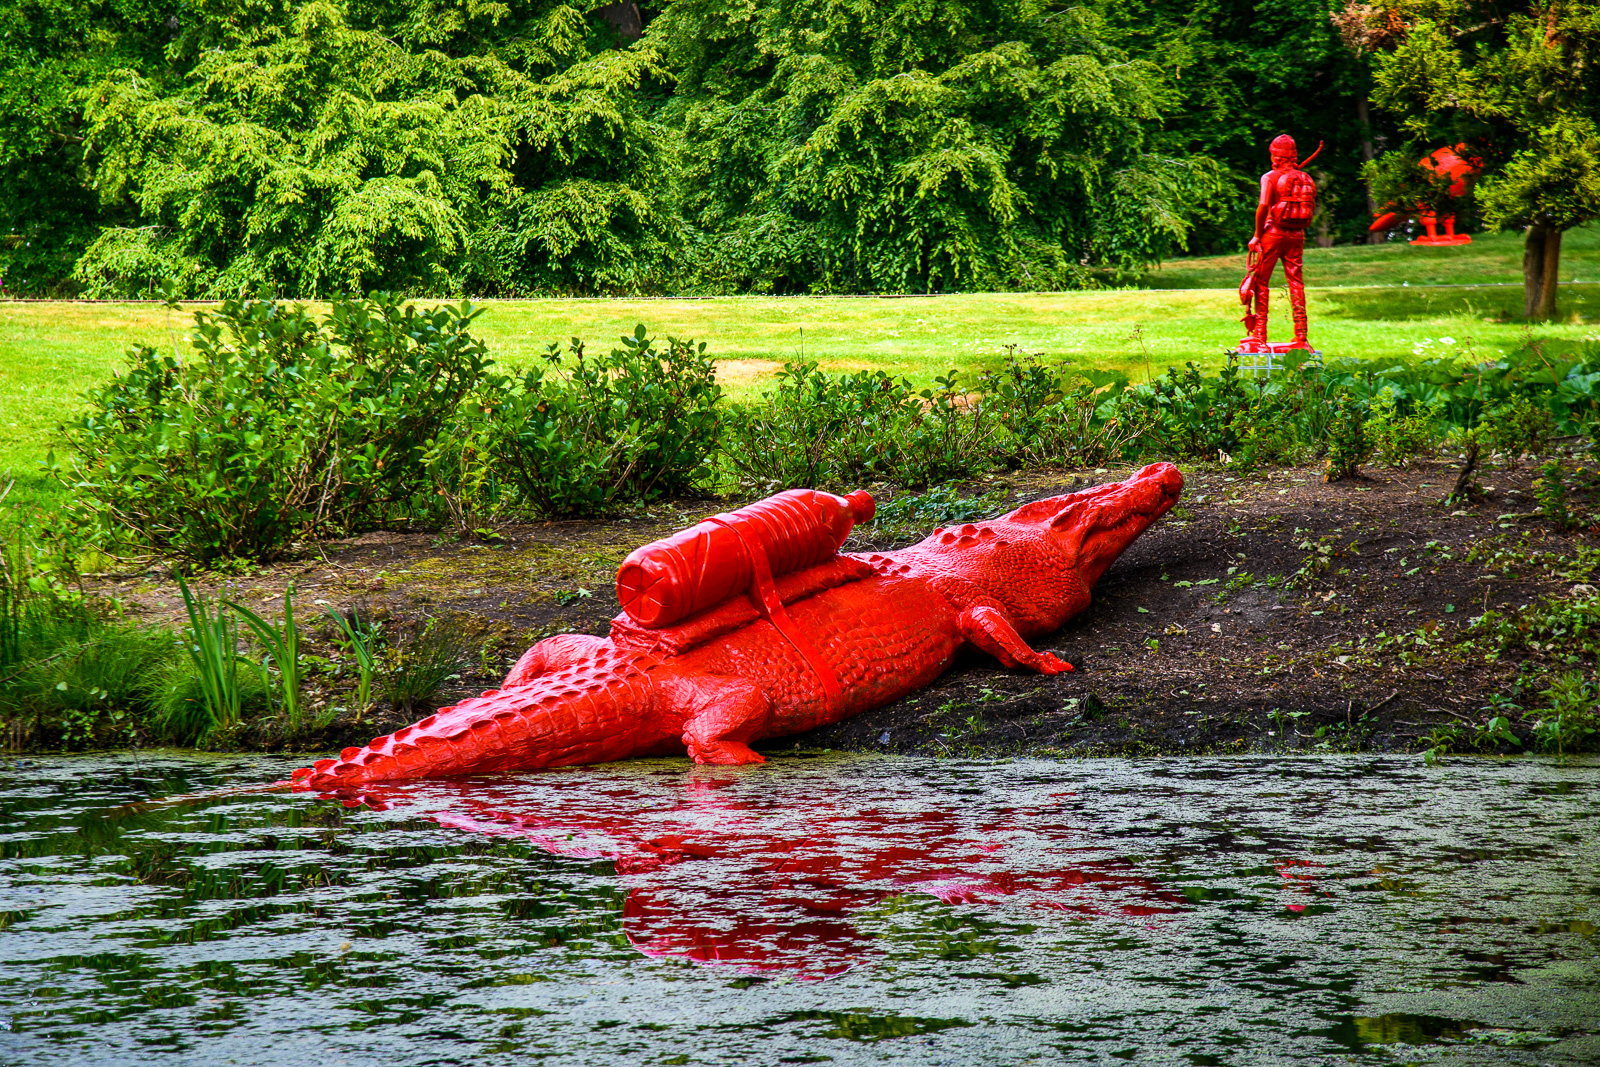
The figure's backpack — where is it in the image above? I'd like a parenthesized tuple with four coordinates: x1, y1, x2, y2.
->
(1273, 168, 1316, 228)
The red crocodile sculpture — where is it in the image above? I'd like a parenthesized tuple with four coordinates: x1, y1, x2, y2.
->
(290, 462, 1182, 790)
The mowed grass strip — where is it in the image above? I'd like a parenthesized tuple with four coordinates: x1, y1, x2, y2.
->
(3, 227, 1598, 500)
(1147, 224, 1600, 289)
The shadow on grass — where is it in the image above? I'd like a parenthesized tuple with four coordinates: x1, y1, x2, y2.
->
(1316, 282, 1600, 324)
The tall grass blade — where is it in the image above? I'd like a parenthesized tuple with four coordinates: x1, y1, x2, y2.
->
(231, 583, 304, 735)
(325, 606, 377, 724)
(174, 575, 243, 741)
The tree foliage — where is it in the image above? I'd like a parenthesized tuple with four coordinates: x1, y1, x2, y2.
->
(0, 0, 1398, 296)
(1350, 0, 1600, 317)
(655, 0, 1227, 292)
(1097, 0, 1389, 250)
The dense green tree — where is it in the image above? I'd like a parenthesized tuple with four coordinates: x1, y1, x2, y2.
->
(0, 0, 167, 295)
(3, 0, 675, 296)
(649, 0, 1227, 292)
(1346, 0, 1600, 319)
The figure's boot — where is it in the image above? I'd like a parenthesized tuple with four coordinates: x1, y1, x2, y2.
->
(1290, 300, 1310, 349)
(1251, 286, 1269, 347)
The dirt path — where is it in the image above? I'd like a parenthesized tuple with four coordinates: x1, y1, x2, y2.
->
(99, 458, 1594, 758)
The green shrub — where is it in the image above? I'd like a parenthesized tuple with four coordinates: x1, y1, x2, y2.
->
(60, 294, 492, 562)
(1366, 387, 1441, 468)
(979, 354, 1142, 468)
(1482, 394, 1554, 464)
(1534, 460, 1579, 530)
(723, 361, 996, 491)
(1324, 393, 1374, 482)
(483, 325, 723, 516)
(1530, 672, 1599, 755)
(0, 529, 180, 750)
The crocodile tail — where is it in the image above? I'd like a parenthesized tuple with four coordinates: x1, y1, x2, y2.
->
(286, 654, 662, 790)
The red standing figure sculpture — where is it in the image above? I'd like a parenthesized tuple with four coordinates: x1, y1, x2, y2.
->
(1238, 134, 1322, 353)
(1368, 144, 1480, 246)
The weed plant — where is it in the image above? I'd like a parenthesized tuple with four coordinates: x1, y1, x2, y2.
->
(0, 526, 179, 748)
(382, 617, 470, 714)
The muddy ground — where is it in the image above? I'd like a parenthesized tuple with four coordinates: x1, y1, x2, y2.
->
(100, 454, 1597, 759)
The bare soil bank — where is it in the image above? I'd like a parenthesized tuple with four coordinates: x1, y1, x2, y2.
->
(102, 458, 1595, 760)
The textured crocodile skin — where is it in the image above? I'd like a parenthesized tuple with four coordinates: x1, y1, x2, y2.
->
(290, 463, 1183, 789)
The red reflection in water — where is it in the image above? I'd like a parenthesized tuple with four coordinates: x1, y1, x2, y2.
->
(331, 773, 1189, 977)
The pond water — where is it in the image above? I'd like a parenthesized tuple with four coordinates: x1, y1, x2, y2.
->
(1, 753, 1596, 1066)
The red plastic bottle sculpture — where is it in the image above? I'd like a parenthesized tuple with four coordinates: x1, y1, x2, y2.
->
(616, 488, 876, 628)
(1369, 145, 1479, 246)
(1237, 134, 1322, 354)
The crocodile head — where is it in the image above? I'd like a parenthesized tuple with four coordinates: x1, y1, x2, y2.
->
(902, 463, 1183, 635)
(1006, 461, 1185, 589)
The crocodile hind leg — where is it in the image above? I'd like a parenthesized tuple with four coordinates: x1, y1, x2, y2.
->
(673, 675, 772, 765)
(957, 603, 1074, 675)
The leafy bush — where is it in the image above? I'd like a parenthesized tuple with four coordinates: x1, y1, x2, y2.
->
(1535, 461, 1578, 530)
(1530, 672, 1599, 755)
(1324, 394, 1374, 483)
(1482, 394, 1554, 464)
(60, 294, 492, 562)
(723, 362, 995, 491)
(1366, 387, 1441, 468)
(482, 325, 722, 517)
(979, 354, 1144, 468)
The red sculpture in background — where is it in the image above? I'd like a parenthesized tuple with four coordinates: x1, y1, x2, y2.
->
(289, 464, 1183, 790)
(1369, 145, 1480, 246)
(1238, 134, 1322, 353)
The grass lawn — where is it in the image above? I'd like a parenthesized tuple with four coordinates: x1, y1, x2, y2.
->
(3, 226, 1598, 504)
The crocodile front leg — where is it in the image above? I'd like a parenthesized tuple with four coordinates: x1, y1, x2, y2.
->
(957, 602, 1074, 675)
(673, 674, 773, 765)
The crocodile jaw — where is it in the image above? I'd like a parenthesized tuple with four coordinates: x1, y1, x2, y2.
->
(1000, 462, 1183, 588)
(1067, 462, 1184, 586)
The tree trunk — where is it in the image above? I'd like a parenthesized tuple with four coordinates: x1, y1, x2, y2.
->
(1524, 224, 1549, 319)
(1357, 98, 1382, 245)
(1537, 226, 1563, 321)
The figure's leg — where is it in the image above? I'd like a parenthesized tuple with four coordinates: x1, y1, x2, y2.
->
(502, 634, 610, 687)
(675, 676, 772, 765)
(1442, 214, 1458, 238)
(1253, 240, 1285, 344)
(1419, 212, 1439, 239)
(957, 603, 1073, 674)
(1282, 237, 1308, 345)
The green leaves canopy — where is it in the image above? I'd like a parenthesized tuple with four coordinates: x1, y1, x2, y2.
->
(58, 0, 673, 297)
(660, 0, 1225, 292)
(1363, 0, 1600, 234)
(6, 0, 1338, 296)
